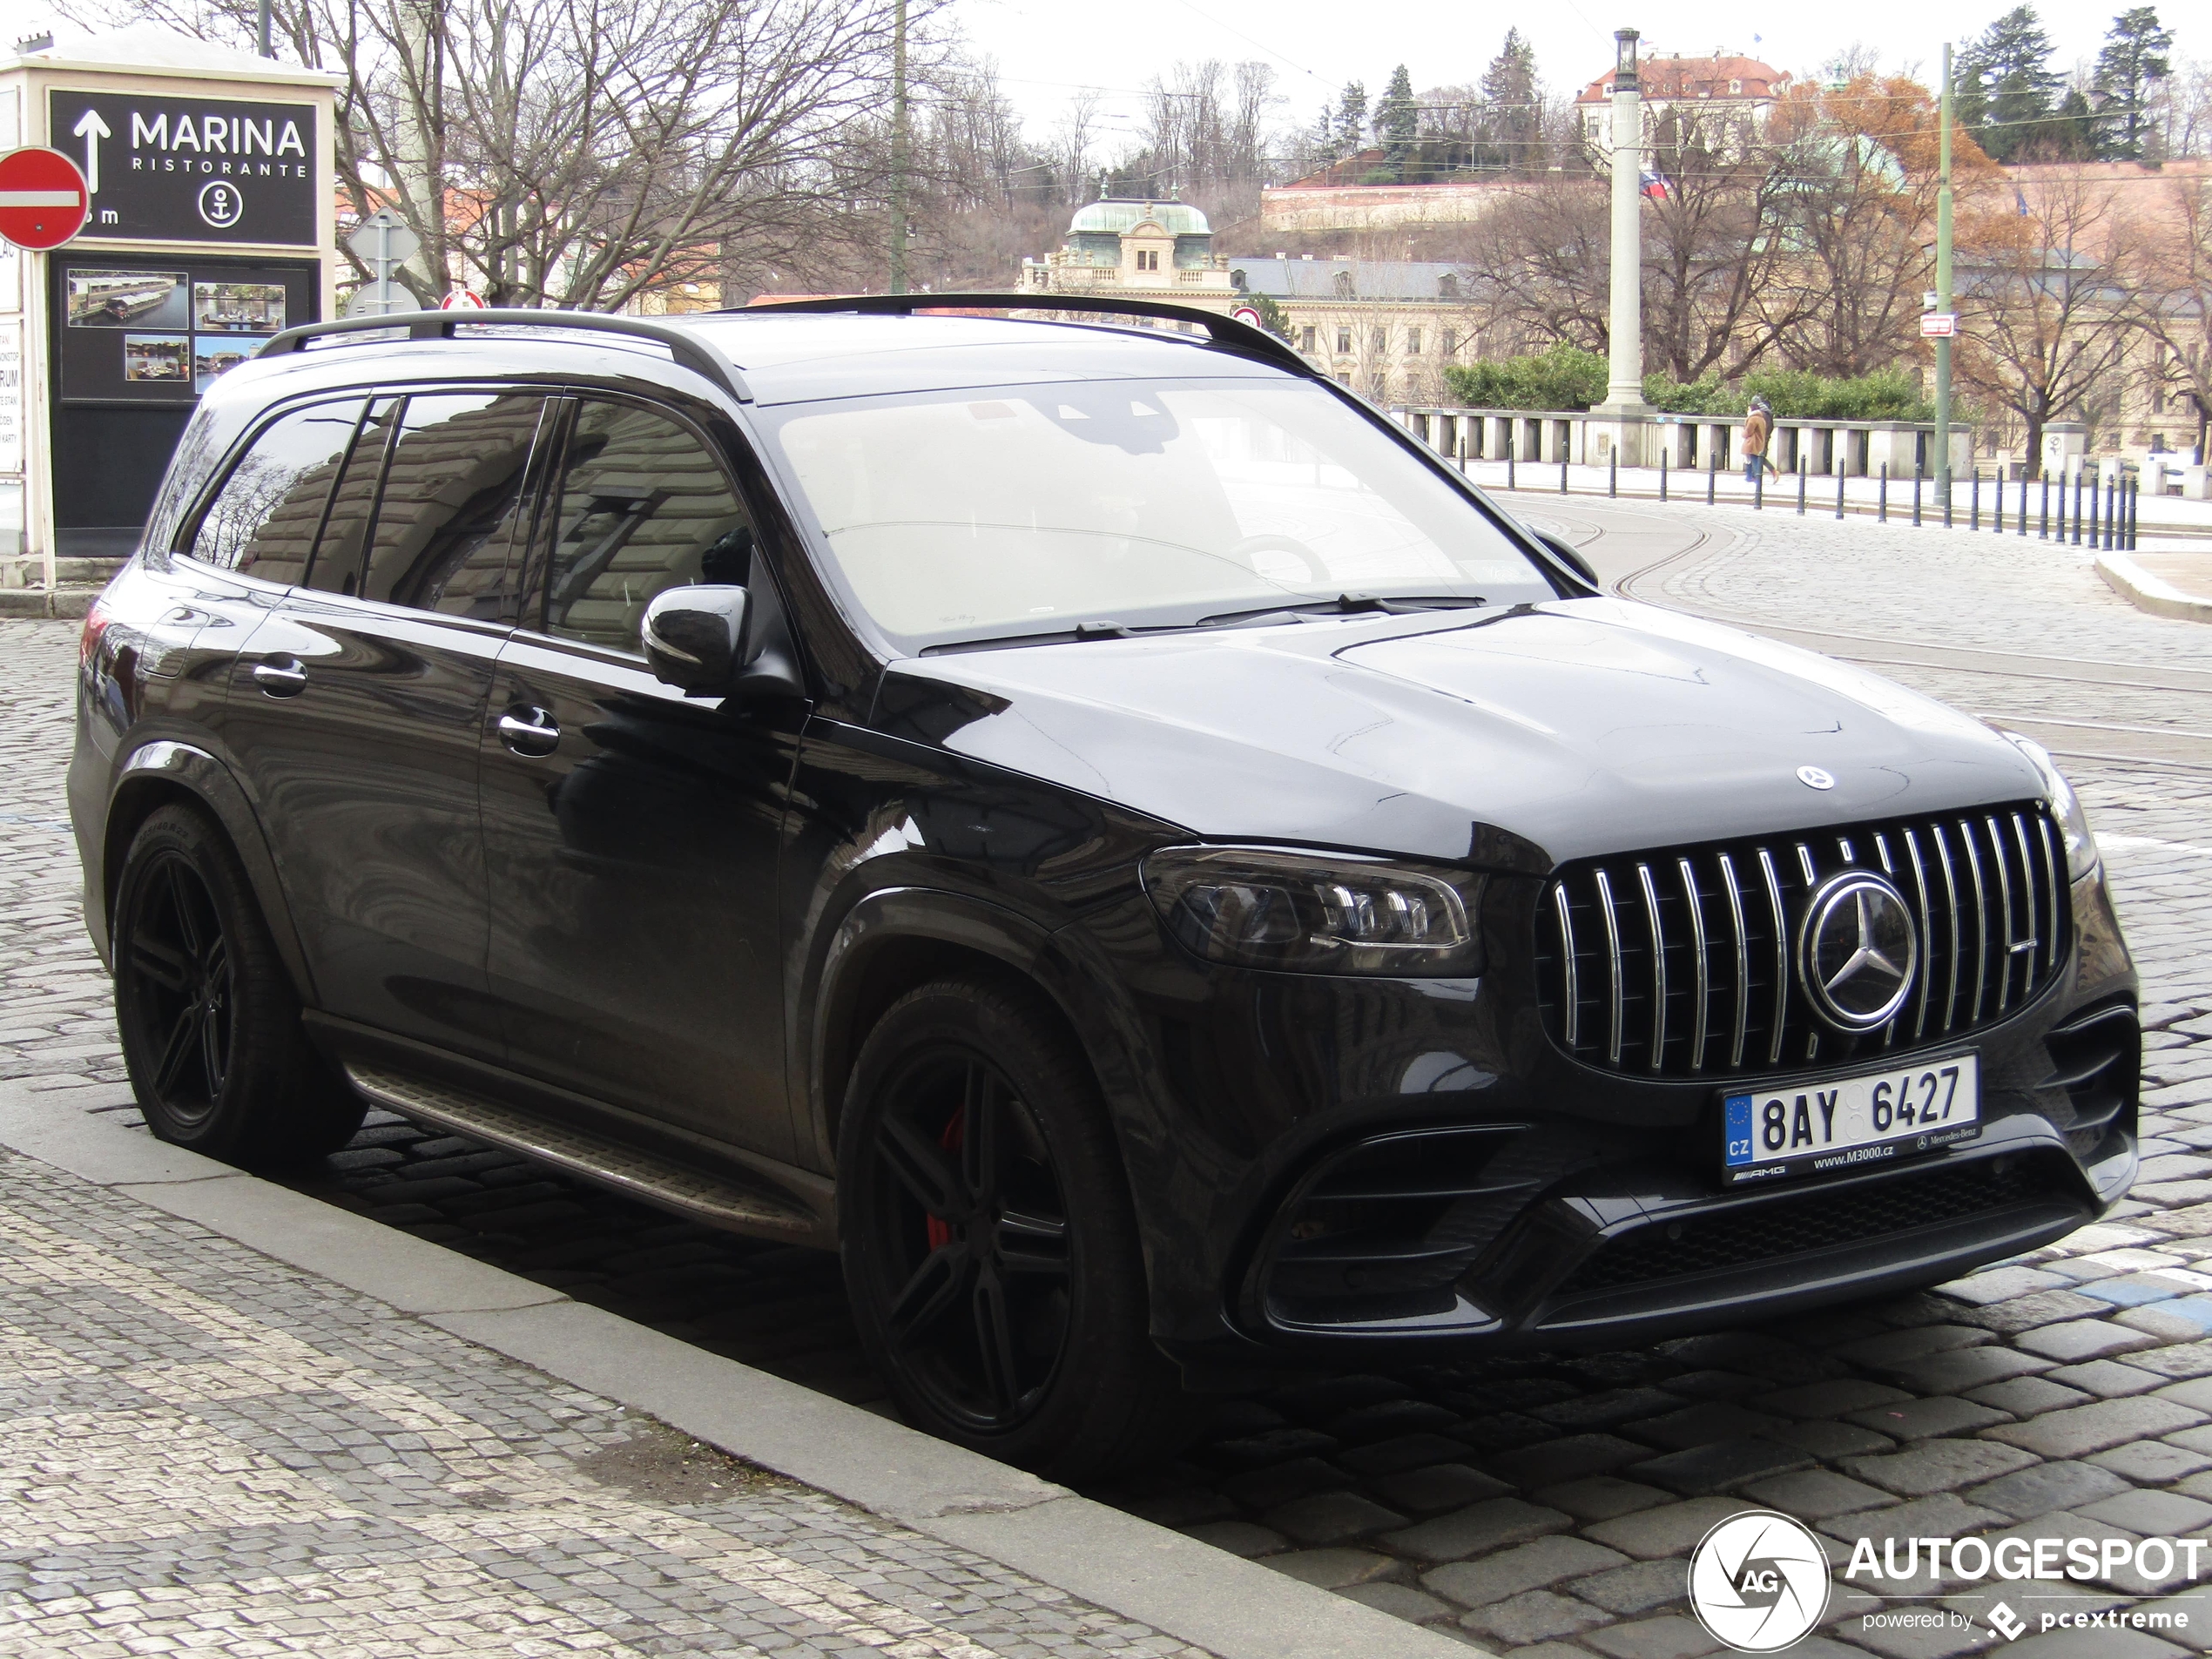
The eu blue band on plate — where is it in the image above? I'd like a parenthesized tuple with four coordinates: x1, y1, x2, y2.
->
(1723, 1093, 1754, 1167)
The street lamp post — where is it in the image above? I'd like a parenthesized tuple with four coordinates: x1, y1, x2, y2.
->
(1594, 28, 1652, 465)
(1935, 42, 1954, 502)
(888, 0, 908, 295)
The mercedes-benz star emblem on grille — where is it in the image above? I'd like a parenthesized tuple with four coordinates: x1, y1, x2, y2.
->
(1797, 871, 1919, 1032)
(1797, 765, 1835, 790)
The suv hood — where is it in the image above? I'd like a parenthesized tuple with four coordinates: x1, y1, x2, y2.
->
(868, 597, 2045, 870)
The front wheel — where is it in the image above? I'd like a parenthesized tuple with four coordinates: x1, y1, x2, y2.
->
(838, 978, 1190, 1479)
(111, 803, 366, 1166)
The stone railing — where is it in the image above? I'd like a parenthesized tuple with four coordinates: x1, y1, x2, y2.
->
(1388, 405, 1978, 480)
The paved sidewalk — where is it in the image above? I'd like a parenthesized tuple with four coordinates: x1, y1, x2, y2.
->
(4, 499, 2212, 1658)
(0, 1146, 1204, 1659)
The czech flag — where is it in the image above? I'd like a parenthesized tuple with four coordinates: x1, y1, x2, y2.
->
(1641, 169, 1670, 200)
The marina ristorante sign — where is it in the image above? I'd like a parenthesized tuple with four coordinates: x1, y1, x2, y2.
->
(47, 89, 316, 246)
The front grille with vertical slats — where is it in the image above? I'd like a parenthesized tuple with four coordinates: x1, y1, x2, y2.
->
(1534, 802, 2068, 1080)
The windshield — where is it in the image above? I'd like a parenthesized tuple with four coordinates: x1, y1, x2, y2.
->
(764, 376, 1558, 651)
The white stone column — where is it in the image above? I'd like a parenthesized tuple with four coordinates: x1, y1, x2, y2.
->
(1590, 29, 1652, 465)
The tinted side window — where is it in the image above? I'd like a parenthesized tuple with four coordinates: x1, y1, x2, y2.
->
(302, 396, 401, 596)
(187, 399, 364, 580)
(541, 399, 752, 653)
(356, 391, 548, 617)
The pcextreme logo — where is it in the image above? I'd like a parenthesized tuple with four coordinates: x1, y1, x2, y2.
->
(1689, 1509, 2207, 1649)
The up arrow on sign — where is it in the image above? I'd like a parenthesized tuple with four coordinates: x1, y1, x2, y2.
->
(71, 107, 110, 195)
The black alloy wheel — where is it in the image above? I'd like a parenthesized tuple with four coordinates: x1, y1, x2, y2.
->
(840, 979, 1190, 1478)
(120, 848, 233, 1127)
(869, 1047, 1074, 1431)
(112, 804, 367, 1165)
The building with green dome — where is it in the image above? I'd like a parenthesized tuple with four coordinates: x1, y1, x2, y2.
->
(1022, 194, 1237, 303)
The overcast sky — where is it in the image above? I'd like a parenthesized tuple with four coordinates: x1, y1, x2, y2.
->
(958, 0, 2185, 141)
(0, 0, 2184, 151)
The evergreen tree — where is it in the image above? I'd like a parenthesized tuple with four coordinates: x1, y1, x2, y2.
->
(1332, 82, 1369, 159)
(1973, 7, 2065, 160)
(2050, 88, 2100, 159)
(2092, 7, 2173, 158)
(1480, 28, 1541, 174)
(1378, 64, 1420, 179)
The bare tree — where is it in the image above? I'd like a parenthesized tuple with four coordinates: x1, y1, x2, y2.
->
(1955, 168, 2145, 471)
(1456, 181, 1610, 351)
(1757, 74, 1996, 377)
(68, 0, 929, 309)
(2135, 169, 2212, 456)
(1638, 106, 1797, 382)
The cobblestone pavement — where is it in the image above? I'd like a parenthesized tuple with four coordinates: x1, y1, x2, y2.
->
(0, 1147, 1205, 1659)
(4, 500, 2212, 1659)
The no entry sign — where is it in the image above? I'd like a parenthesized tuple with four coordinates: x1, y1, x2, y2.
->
(0, 147, 90, 250)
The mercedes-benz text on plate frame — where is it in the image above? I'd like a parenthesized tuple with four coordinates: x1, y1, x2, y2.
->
(1724, 1055, 1982, 1185)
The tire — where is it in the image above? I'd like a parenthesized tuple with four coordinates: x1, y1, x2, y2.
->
(838, 977, 1191, 1480)
(111, 803, 366, 1166)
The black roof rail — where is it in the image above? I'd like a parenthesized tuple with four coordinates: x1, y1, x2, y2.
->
(253, 308, 752, 402)
(732, 290, 1314, 379)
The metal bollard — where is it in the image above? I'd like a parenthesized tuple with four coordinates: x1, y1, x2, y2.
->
(1507, 448, 1515, 490)
(1944, 473, 1953, 529)
(1560, 455, 1568, 495)
(2040, 475, 2048, 539)
(1754, 463, 1764, 510)
(1707, 454, 1716, 505)
(2104, 477, 2115, 550)
(1878, 462, 1888, 523)
(1661, 452, 1669, 502)
(2018, 474, 2027, 537)
(1971, 468, 1980, 531)
(1797, 463, 1806, 516)
(1608, 451, 1617, 498)
(2128, 476, 2139, 550)
(2073, 474, 2083, 546)
(1994, 470, 2004, 535)
(1836, 469, 1845, 520)
(1912, 469, 1922, 526)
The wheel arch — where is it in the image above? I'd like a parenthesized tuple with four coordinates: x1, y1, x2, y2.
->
(806, 887, 1115, 1169)
(104, 742, 317, 1006)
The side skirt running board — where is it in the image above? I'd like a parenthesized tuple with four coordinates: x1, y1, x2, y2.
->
(345, 1062, 828, 1246)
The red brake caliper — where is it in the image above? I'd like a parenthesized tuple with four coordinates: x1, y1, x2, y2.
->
(925, 1106, 964, 1251)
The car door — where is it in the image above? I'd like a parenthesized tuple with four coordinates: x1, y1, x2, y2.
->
(219, 388, 556, 1062)
(478, 393, 804, 1158)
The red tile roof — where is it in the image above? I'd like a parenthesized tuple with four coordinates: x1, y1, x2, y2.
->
(1576, 55, 1787, 105)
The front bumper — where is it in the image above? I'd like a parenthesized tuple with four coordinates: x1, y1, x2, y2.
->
(1096, 863, 2138, 1377)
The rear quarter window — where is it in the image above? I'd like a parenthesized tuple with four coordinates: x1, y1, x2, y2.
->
(185, 399, 366, 581)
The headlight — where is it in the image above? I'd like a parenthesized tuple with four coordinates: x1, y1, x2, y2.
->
(2000, 730, 2099, 880)
(1141, 846, 1483, 975)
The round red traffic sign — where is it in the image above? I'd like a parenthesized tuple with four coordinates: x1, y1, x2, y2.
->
(0, 147, 90, 250)
(439, 289, 486, 310)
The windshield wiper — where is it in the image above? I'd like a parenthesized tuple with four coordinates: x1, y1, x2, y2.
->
(921, 596, 1488, 655)
(1196, 592, 1488, 628)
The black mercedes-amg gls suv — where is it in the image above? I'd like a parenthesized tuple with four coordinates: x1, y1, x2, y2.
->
(71, 297, 2139, 1478)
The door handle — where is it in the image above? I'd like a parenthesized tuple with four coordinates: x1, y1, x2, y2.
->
(251, 657, 307, 698)
(497, 706, 561, 756)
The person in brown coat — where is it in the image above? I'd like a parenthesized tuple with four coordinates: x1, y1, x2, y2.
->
(1742, 397, 1774, 483)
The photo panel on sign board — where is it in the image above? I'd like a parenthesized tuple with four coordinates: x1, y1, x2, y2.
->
(68, 271, 190, 330)
(123, 334, 191, 384)
(193, 340, 250, 394)
(193, 281, 285, 334)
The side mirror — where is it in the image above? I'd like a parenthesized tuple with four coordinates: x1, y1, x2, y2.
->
(643, 584, 748, 695)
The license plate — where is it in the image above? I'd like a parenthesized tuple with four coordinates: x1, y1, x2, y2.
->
(1723, 1055, 1980, 1185)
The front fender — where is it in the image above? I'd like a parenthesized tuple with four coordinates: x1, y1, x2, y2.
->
(98, 739, 317, 1004)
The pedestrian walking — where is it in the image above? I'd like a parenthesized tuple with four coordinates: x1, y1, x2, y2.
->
(1742, 396, 1775, 485)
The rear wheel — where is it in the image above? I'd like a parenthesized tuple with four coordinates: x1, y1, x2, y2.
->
(111, 804, 365, 1166)
(839, 978, 1189, 1479)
